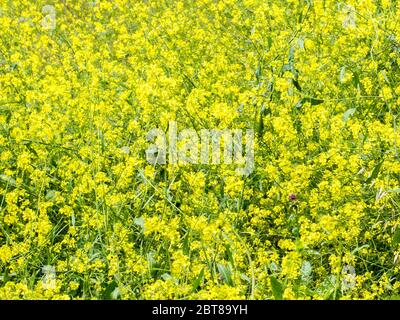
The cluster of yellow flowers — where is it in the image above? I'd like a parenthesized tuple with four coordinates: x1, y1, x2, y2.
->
(0, 0, 399, 299)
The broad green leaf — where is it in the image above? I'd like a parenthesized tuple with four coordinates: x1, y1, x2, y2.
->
(340, 66, 346, 82)
(351, 244, 369, 255)
(217, 263, 233, 286)
(392, 226, 400, 246)
(71, 212, 76, 226)
(342, 108, 356, 122)
(134, 217, 145, 232)
(111, 287, 120, 300)
(103, 281, 118, 300)
(161, 273, 172, 281)
(297, 38, 305, 50)
(45, 190, 57, 201)
(366, 160, 384, 184)
(319, 275, 337, 299)
(225, 244, 235, 268)
(295, 97, 324, 107)
(270, 276, 283, 300)
(0, 174, 16, 186)
(281, 64, 292, 74)
(240, 273, 251, 283)
(288, 46, 295, 66)
(292, 78, 302, 92)
(304, 97, 324, 105)
(255, 65, 262, 81)
(294, 99, 303, 109)
(192, 268, 204, 291)
(300, 261, 312, 282)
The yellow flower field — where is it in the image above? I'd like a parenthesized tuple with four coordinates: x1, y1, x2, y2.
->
(0, 0, 399, 300)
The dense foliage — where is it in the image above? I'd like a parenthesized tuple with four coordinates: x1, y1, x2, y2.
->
(0, 0, 399, 299)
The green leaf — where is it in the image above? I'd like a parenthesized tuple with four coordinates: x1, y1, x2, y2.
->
(295, 97, 324, 108)
(270, 276, 283, 300)
(300, 261, 312, 282)
(45, 190, 57, 201)
(366, 160, 384, 184)
(134, 217, 145, 233)
(257, 111, 264, 138)
(269, 262, 280, 272)
(102, 281, 118, 300)
(342, 108, 356, 122)
(225, 244, 235, 268)
(288, 46, 295, 66)
(111, 287, 120, 300)
(303, 97, 324, 105)
(192, 268, 204, 291)
(255, 65, 262, 81)
(71, 212, 76, 226)
(217, 263, 233, 286)
(240, 273, 251, 283)
(281, 64, 292, 74)
(339, 66, 346, 82)
(319, 275, 337, 299)
(0, 174, 16, 186)
(292, 79, 302, 92)
(392, 226, 400, 246)
(351, 244, 369, 255)
(99, 129, 105, 153)
(267, 36, 273, 49)
(297, 38, 305, 50)
(161, 273, 172, 281)
(294, 99, 303, 109)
